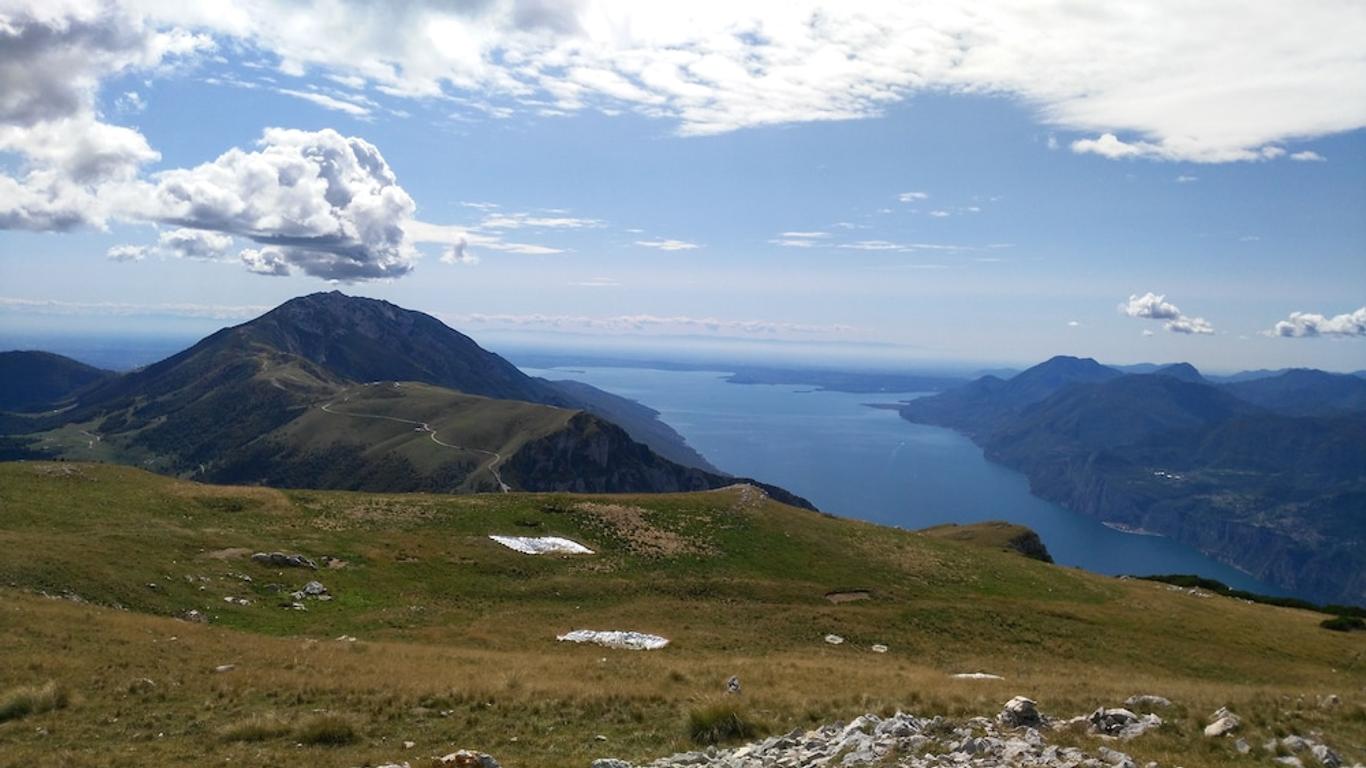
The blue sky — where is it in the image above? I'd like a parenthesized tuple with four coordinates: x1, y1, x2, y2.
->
(2, 2, 1364, 373)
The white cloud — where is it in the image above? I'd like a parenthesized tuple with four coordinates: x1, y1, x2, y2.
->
(1067, 320, 1080, 327)
(635, 238, 698, 251)
(1266, 307, 1366, 338)
(114, 1, 1366, 163)
(1121, 292, 1183, 320)
(479, 212, 605, 230)
(106, 244, 147, 262)
(898, 192, 929, 202)
(1290, 150, 1327, 162)
(1121, 292, 1214, 335)
(448, 312, 854, 338)
(440, 241, 479, 265)
(928, 210, 951, 218)
(275, 88, 371, 117)
(1165, 315, 1214, 335)
(158, 227, 233, 260)
(148, 128, 417, 280)
(1141, 329, 1155, 337)
(1175, 175, 1198, 183)
(238, 246, 290, 276)
(0, 296, 269, 319)
(781, 231, 828, 238)
(568, 277, 620, 287)
(115, 90, 145, 113)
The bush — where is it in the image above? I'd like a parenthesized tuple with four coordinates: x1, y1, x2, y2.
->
(687, 700, 765, 745)
(218, 714, 293, 742)
(294, 713, 359, 745)
(0, 681, 69, 723)
(1320, 615, 1365, 632)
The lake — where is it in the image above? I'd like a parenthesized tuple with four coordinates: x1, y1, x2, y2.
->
(521, 365, 1287, 596)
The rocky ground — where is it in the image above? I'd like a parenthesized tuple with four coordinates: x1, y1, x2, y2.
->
(372, 696, 1356, 768)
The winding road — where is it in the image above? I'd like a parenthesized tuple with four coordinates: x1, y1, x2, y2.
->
(319, 393, 510, 492)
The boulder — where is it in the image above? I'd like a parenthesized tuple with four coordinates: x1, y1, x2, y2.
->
(998, 696, 1043, 728)
(1203, 707, 1240, 737)
(1123, 694, 1171, 710)
(1311, 743, 1342, 767)
(591, 760, 632, 768)
(302, 580, 328, 596)
(251, 551, 317, 569)
(435, 751, 499, 768)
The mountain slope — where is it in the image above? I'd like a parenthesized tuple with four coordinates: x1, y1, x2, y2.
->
(0, 462, 1361, 766)
(901, 364, 1366, 605)
(1222, 368, 1366, 416)
(899, 355, 1120, 434)
(0, 350, 112, 411)
(1, 294, 803, 505)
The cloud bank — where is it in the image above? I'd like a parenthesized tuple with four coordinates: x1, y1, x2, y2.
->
(1267, 307, 1366, 338)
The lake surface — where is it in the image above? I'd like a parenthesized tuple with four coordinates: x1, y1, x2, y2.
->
(521, 365, 1287, 596)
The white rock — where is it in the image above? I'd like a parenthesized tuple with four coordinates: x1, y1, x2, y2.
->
(823, 634, 845, 645)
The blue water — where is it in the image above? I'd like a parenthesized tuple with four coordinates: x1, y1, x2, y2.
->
(523, 365, 1289, 596)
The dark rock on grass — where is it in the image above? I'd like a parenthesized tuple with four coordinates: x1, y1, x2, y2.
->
(250, 552, 317, 569)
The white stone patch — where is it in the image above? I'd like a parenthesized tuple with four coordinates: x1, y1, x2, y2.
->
(556, 629, 669, 651)
(824, 634, 845, 645)
(489, 535, 593, 555)
(952, 672, 1005, 680)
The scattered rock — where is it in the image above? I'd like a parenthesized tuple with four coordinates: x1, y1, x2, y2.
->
(871, 644, 888, 653)
(213, 664, 235, 674)
(1312, 743, 1343, 767)
(181, 609, 206, 623)
(222, 596, 251, 606)
(632, 710, 1142, 768)
(302, 580, 328, 596)
(952, 672, 1004, 680)
(1234, 738, 1251, 754)
(250, 552, 317, 569)
(999, 696, 1044, 728)
(1087, 707, 1161, 739)
(1123, 694, 1171, 710)
(592, 760, 632, 768)
(725, 676, 740, 695)
(434, 750, 500, 767)
(823, 634, 845, 645)
(1203, 707, 1241, 738)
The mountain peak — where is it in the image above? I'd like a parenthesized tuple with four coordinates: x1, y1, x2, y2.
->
(1154, 362, 1205, 383)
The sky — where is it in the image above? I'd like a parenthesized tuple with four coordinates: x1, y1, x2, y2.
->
(1, 1, 1364, 373)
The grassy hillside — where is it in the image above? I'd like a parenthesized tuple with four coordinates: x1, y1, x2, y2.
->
(0, 462, 1361, 766)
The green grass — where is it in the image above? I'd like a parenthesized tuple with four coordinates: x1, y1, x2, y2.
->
(0, 461, 1362, 766)
(687, 699, 767, 745)
(0, 682, 69, 724)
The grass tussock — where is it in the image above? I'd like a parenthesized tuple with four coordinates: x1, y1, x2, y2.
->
(218, 714, 293, 742)
(688, 699, 767, 745)
(0, 681, 69, 723)
(294, 713, 359, 746)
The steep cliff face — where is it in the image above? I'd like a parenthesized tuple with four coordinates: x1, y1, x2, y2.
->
(504, 413, 815, 509)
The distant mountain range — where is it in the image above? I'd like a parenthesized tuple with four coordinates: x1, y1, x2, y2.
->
(901, 356, 1366, 605)
(0, 292, 808, 507)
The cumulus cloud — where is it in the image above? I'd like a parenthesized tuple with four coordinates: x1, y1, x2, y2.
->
(106, 244, 147, 261)
(1122, 292, 1183, 320)
(1290, 150, 1327, 162)
(440, 241, 479, 265)
(147, 128, 417, 280)
(158, 227, 233, 260)
(0, 4, 211, 230)
(898, 192, 929, 202)
(1266, 307, 1366, 338)
(1121, 292, 1214, 335)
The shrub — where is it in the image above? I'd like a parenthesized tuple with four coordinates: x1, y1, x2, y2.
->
(219, 714, 293, 742)
(1320, 615, 1365, 632)
(0, 681, 69, 723)
(687, 700, 765, 745)
(294, 713, 359, 745)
